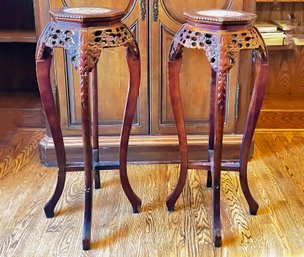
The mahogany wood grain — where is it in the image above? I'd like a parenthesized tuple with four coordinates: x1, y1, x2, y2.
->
(166, 57, 188, 212)
(119, 48, 143, 213)
(36, 56, 67, 219)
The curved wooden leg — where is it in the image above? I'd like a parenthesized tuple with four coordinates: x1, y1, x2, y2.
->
(91, 67, 101, 189)
(240, 52, 268, 215)
(166, 56, 188, 212)
(207, 68, 216, 188)
(212, 68, 228, 247)
(119, 47, 142, 213)
(36, 55, 67, 219)
(80, 60, 93, 251)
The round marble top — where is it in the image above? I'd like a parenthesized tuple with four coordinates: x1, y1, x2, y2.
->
(63, 7, 111, 15)
(184, 9, 257, 25)
(49, 7, 125, 24)
(197, 10, 243, 18)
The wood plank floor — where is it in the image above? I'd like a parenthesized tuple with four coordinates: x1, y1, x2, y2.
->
(0, 130, 304, 256)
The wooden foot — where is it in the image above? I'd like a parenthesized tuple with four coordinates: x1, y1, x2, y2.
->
(166, 56, 188, 212)
(82, 186, 92, 250)
(36, 56, 67, 218)
(44, 169, 66, 218)
(214, 229, 222, 247)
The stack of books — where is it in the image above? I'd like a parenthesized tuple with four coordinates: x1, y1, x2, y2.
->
(254, 21, 286, 46)
(272, 20, 297, 31)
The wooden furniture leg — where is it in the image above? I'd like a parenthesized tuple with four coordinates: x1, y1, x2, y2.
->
(36, 7, 143, 250)
(239, 50, 268, 215)
(166, 9, 268, 248)
(207, 69, 216, 188)
(119, 46, 142, 213)
(79, 51, 93, 250)
(166, 55, 188, 212)
(36, 54, 67, 219)
(212, 62, 228, 247)
(91, 67, 101, 189)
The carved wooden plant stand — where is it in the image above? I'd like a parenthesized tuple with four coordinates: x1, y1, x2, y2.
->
(167, 9, 268, 247)
(35, 7, 141, 250)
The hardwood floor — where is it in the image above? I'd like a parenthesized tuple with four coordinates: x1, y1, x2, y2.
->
(0, 130, 304, 256)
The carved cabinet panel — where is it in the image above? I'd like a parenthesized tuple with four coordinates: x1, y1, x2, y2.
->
(49, 0, 148, 136)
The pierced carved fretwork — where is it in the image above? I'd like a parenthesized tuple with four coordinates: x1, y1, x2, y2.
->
(36, 22, 138, 71)
(169, 24, 267, 73)
(169, 23, 268, 110)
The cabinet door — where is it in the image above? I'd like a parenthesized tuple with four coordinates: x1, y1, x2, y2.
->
(49, 0, 148, 136)
(150, 0, 243, 134)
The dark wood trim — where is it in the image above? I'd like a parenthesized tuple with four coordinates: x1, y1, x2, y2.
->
(39, 134, 244, 166)
(0, 31, 36, 43)
(33, 0, 50, 36)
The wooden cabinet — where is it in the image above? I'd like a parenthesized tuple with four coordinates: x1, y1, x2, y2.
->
(35, 0, 256, 165)
(256, 0, 304, 129)
(0, 1, 45, 129)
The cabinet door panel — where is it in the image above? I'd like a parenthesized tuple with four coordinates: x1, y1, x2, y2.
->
(151, 1, 240, 134)
(49, 0, 148, 136)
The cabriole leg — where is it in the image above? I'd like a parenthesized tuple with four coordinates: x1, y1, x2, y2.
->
(239, 50, 268, 215)
(166, 55, 188, 212)
(119, 45, 142, 213)
(36, 53, 67, 218)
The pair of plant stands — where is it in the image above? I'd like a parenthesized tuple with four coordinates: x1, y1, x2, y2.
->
(36, 6, 268, 250)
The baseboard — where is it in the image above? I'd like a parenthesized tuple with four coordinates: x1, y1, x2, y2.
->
(39, 134, 244, 166)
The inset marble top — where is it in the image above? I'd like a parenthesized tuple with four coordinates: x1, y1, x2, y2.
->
(184, 9, 257, 25)
(63, 7, 111, 15)
(49, 7, 125, 24)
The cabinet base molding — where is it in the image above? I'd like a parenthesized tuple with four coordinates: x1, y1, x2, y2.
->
(39, 134, 245, 167)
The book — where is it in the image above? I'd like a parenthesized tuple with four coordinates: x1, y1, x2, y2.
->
(263, 37, 285, 46)
(254, 21, 278, 33)
(293, 34, 304, 45)
(272, 20, 297, 31)
(260, 32, 286, 45)
(261, 31, 285, 39)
